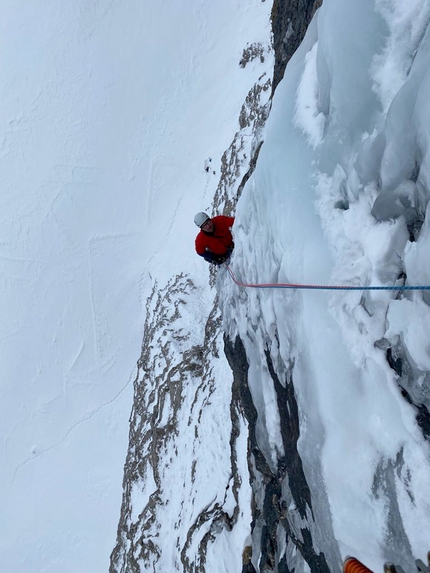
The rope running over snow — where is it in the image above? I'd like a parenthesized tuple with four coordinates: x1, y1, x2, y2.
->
(226, 265, 430, 292)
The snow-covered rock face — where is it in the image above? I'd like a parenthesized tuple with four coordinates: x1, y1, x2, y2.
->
(110, 275, 250, 572)
(110, 4, 277, 573)
(220, 0, 430, 571)
(113, 1, 430, 573)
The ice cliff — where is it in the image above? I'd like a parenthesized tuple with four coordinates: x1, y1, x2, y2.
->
(111, 1, 430, 572)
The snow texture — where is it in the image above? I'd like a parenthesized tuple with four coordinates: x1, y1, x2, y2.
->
(3, 0, 430, 572)
(0, 1, 272, 571)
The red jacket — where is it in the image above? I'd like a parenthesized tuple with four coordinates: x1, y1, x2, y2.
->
(195, 216, 235, 264)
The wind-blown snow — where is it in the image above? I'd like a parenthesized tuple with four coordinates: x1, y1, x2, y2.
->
(220, 0, 430, 570)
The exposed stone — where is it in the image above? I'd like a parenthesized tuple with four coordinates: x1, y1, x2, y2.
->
(271, 0, 323, 93)
(240, 43, 269, 68)
(385, 341, 430, 440)
(225, 336, 331, 572)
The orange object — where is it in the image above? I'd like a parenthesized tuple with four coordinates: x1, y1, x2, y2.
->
(343, 556, 373, 573)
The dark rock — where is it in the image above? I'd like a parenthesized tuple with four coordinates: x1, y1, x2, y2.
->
(225, 335, 330, 572)
(265, 350, 312, 519)
(386, 341, 430, 441)
(271, 0, 323, 94)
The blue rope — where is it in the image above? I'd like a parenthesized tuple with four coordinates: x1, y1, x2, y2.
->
(226, 266, 430, 291)
(256, 284, 430, 291)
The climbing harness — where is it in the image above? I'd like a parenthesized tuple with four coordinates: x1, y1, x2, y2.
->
(226, 265, 430, 292)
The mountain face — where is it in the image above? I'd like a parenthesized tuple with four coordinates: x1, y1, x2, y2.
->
(111, 1, 430, 572)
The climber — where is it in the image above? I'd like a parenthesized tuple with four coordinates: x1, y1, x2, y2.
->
(194, 212, 235, 265)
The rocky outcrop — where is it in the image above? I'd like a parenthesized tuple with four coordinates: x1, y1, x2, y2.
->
(384, 340, 430, 440)
(224, 337, 332, 573)
(271, 0, 323, 93)
(110, 276, 248, 572)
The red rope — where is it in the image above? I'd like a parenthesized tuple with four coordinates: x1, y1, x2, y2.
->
(226, 265, 319, 289)
(226, 265, 430, 292)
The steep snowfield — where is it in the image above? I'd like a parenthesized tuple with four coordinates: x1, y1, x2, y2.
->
(0, 1, 272, 571)
(221, 0, 430, 570)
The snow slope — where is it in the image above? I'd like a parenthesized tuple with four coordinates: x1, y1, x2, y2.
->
(0, 1, 272, 571)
